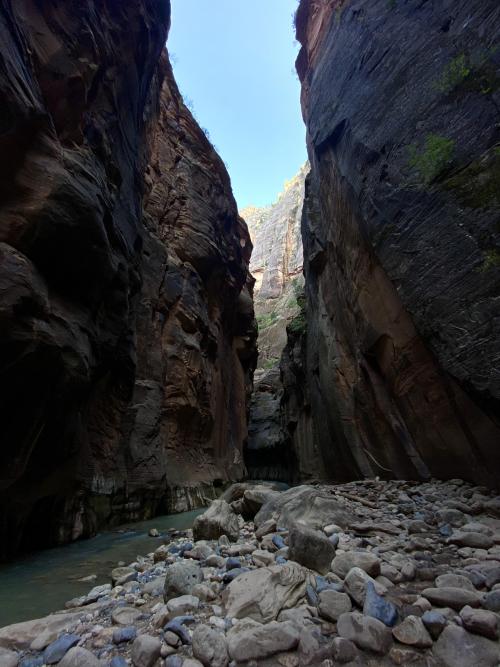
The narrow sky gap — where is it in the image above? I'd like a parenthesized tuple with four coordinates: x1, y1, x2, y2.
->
(169, 0, 306, 209)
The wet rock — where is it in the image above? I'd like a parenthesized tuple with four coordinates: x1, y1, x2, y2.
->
(318, 590, 351, 622)
(227, 619, 299, 662)
(112, 627, 137, 644)
(344, 567, 386, 606)
(192, 624, 228, 667)
(164, 617, 194, 645)
(330, 551, 381, 579)
(163, 562, 203, 601)
(392, 615, 433, 648)
(109, 657, 128, 667)
(337, 611, 392, 655)
(42, 634, 80, 664)
(148, 529, 159, 538)
(131, 635, 161, 667)
(19, 657, 43, 667)
(421, 587, 482, 610)
(422, 610, 447, 639)
(460, 605, 499, 640)
(192, 501, 239, 542)
(288, 524, 336, 575)
(58, 647, 100, 667)
(363, 581, 398, 627)
(433, 625, 500, 667)
(223, 563, 308, 623)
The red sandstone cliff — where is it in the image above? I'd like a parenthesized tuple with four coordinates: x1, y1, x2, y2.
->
(0, 0, 256, 558)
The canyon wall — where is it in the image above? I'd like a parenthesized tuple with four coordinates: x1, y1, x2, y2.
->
(241, 168, 306, 480)
(0, 0, 255, 558)
(289, 0, 500, 486)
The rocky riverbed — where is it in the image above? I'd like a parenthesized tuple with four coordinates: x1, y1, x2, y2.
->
(1, 480, 500, 667)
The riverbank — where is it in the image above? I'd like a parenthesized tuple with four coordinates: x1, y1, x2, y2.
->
(0, 479, 499, 666)
(0, 511, 203, 628)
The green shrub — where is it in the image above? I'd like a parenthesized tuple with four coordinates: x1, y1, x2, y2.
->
(288, 313, 307, 335)
(408, 134, 455, 185)
(435, 54, 471, 94)
(256, 310, 278, 330)
(262, 357, 279, 369)
(480, 249, 500, 272)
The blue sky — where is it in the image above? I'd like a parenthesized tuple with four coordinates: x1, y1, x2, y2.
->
(169, 0, 306, 209)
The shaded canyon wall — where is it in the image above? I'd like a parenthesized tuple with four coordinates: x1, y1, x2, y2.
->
(0, 0, 256, 558)
(241, 166, 306, 480)
(286, 0, 500, 486)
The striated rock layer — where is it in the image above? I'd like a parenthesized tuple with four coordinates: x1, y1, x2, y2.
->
(241, 167, 306, 480)
(0, 0, 256, 558)
(289, 0, 500, 485)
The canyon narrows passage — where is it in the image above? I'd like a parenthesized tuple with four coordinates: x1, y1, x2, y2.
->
(0, 0, 500, 665)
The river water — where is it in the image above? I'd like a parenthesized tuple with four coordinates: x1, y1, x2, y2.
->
(0, 509, 203, 628)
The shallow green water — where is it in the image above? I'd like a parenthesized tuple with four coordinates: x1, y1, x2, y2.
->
(0, 509, 203, 628)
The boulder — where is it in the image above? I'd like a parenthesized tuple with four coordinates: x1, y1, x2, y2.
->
(331, 551, 381, 579)
(131, 635, 161, 667)
(363, 581, 398, 626)
(42, 635, 80, 664)
(392, 615, 433, 648)
(223, 563, 309, 623)
(318, 590, 352, 622)
(192, 624, 228, 667)
(0, 648, 18, 667)
(58, 647, 101, 667)
(163, 561, 203, 601)
(166, 595, 200, 619)
(433, 625, 500, 667)
(449, 531, 494, 549)
(460, 605, 499, 640)
(0, 613, 84, 651)
(421, 610, 447, 639)
(192, 500, 239, 542)
(421, 587, 482, 611)
(344, 567, 386, 606)
(111, 567, 137, 586)
(288, 524, 336, 575)
(111, 607, 142, 626)
(337, 612, 392, 655)
(435, 574, 476, 591)
(254, 486, 349, 531)
(227, 619, 299, 662)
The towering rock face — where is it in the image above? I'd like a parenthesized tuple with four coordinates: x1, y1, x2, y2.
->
(241, 167, 306, 480)
(291, 0, 500, 486)
(0, 0, 255, 558)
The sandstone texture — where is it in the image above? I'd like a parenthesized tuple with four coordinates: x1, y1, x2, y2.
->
(241, 166, 306, 482)
(0, 0, 256, 558)
(286, 0, 500, 485)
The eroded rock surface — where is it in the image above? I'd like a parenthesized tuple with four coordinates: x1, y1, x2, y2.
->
(287, 0, 500, 485)
(0, 0, 256, 558)
(241, 166, 306, 482)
